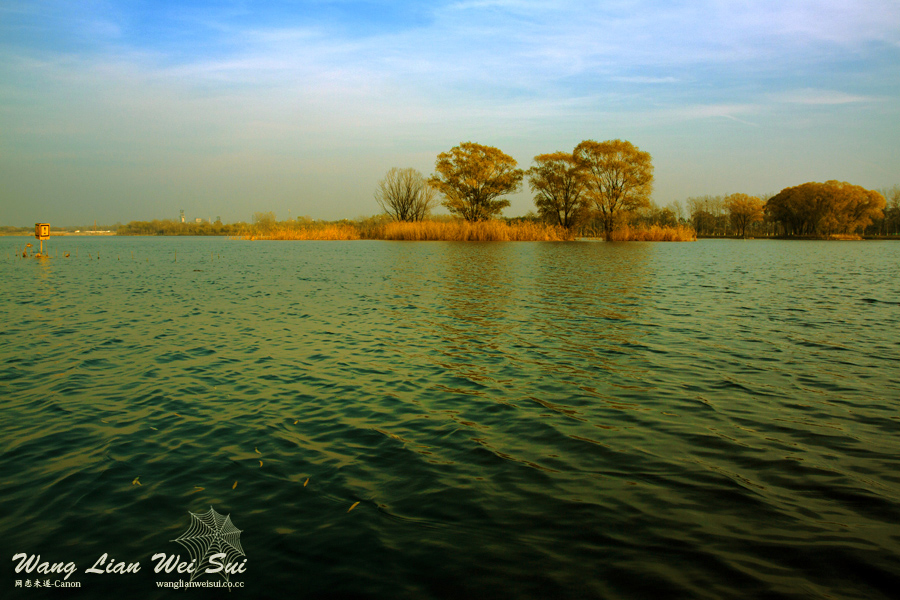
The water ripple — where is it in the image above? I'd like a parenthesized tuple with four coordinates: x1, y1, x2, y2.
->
(1, 237, 899, 599)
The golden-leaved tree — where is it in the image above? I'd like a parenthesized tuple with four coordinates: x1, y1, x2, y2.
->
(429, 142, 524, 221)
(574, 139, 654, 239)
(724, 193, 765, 238)
(526, 152, 589, 229)
(766, 181, 885, 236)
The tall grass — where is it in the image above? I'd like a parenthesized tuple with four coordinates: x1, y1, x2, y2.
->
(241, 218, 579, 242)
(374, 220, 573, 241)
(241, 221, 695, 241)
(606, 224, 697, 241)
(242, 224, 360, 240)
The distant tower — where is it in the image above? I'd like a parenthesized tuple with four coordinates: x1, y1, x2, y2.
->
(180, 210, 185, 223)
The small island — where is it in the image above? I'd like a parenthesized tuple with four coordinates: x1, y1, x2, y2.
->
(8, 142, 896, 243)
(117, 141, 895, 242)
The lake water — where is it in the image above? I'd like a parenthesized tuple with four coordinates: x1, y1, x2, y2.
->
(1, 236, 899, 599)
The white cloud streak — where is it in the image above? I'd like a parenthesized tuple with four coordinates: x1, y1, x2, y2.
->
(773, 89, 876, 105)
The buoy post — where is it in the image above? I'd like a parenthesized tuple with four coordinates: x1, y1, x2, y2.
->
(35, 223, 50, 256)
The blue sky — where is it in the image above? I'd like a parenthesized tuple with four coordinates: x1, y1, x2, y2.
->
(2, 0, 899, 225)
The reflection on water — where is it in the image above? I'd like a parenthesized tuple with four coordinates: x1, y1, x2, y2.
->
(1, 237, 899, 599)
(437, 243, 519, 397)
(533, 243, 652, 376)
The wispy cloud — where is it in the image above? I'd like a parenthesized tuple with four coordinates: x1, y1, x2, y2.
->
(657, 103, 761, 127)
(773, 89, 876, 105)
(611, 76, 679, 84)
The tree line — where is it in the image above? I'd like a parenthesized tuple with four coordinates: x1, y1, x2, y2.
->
(767, 181, 888, 237)
(117, 219, 248, 236)
(110, 181, 898, 239)
(376, 141, 897, 239)
(1, 223, 122, 235)
(869, 186, 900, 236)
(50, 144, 899, 240)
(375, 139, 654, 238)
(677, 184, 898, 238)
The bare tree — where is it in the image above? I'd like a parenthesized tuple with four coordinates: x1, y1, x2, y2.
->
(252, 211, 276, 233)
(687, 195, 726, 235)
(374, 168, 437, 222)
(667, 200, 685, 224)
(877, 185, 900, 235)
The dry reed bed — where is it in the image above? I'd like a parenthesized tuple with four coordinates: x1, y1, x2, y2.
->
(607, 225, 697, 242)
(242, 225, 361, 240)
(241, 221, 696, 242)
(376, 220, 573, 241)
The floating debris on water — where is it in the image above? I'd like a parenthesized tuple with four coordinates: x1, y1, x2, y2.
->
(348, 501, 359, 513)
(132, 477, 141, 486)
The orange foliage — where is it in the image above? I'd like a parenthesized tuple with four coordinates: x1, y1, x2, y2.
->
(607, 224, 697, 241)
(241, 220, 573, 241)
(376, 220, 573, 241)
(242, 225, 360, 240)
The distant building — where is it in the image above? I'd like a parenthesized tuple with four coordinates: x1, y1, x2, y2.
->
(195, 217, 203, 223)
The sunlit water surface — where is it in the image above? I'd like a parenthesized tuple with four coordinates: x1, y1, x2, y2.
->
(1, 237, 899, 599)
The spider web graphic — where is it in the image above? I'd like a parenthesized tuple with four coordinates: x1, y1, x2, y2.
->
(172, 507, 245, 584)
